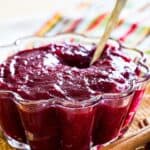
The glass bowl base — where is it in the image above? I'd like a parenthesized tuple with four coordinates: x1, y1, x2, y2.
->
(5, 134, 30, 150)
(91, 136, 119, 150)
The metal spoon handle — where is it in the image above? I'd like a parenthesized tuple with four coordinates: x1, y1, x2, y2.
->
(90, 0, 127, 65)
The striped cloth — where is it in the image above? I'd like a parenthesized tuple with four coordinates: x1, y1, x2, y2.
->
(35, 0, 150, 56)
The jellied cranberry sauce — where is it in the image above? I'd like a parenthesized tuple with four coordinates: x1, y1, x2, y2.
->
(0, 42, 141, 150)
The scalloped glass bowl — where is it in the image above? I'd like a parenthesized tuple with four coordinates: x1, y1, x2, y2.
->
(0, 34, 149, 150)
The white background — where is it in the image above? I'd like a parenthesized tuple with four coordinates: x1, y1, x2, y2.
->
(0, 0, 87, 45)
(0, 0, 149, 45)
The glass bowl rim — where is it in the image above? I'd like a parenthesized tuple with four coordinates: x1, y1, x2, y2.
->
(0, 33, 149, 106)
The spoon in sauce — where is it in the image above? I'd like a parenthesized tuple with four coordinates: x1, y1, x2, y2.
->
(90, 0, 127, 65)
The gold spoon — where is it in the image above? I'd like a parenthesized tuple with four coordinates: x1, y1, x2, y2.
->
(90, 0, 127, 65)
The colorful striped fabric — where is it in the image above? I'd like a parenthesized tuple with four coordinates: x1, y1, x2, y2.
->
(35, 0, 150, 56)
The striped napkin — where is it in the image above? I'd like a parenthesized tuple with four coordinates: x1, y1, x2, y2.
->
(35, 0, 150, 56)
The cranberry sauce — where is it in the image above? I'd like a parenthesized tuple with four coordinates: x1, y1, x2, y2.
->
(121, 89, 145, 134)
(0, 92, 26, 143)
(0, 42, 141, 150)
(19, 104, 60, 150)
(0, 43, 138, 100)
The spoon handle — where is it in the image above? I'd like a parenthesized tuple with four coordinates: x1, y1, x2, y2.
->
(90, 0, 127, 65)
